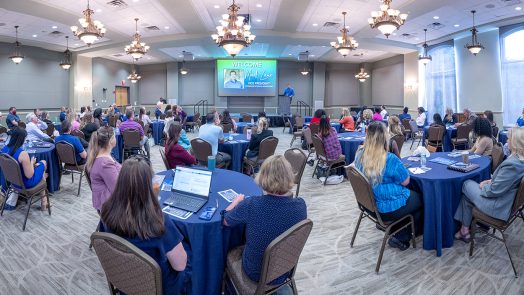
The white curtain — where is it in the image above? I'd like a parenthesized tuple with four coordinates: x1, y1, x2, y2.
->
(501, 29, 524, 125)
(423, 46, 457, 122)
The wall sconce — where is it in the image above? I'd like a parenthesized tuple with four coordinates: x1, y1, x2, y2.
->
(404, 80, 418, 91)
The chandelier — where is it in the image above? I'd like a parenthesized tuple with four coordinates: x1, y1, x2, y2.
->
(125, 18, 150, 60)
(300, 51, 310, 75)
(180, 62, 189, 75)
(355, 67, 370, 82)
(71, 0, 106, 46)
(419, 29, 432, 65)
(9, 26, 24, 64)
(330, 12, 358, 57)
(368, 0, 408, 37)
(128, 61, 141, 83)
(465, 10, 484, 56)
(211, 0, 255, 57)
(60, 36, 73, 70)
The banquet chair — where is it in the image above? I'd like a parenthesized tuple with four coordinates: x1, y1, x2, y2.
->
(185, 112, 200, 133)
(289, 117, 305, 147)
(492, 126, 499, 140)
(243, 137, 279, 176)
(71, 129, 86, 140)
(391, 134, 405, 155)
(408, 120, 424, 149)
(282, 115, 291, 133)
(56, 141, 85, 196)
(426, 126, 445, 152)
(18, 121, 26, 129)
(122, 129, 146, 161)
(308, 122, 319, 135)
(242, 113, 252, 123)
(221, 123, 233, 133)
(91, 232, 163, 295)
(159, 149, 171, 170)
(190, 138, 227, 168)
(0, 126, 7, 135)
(243, 126, 258, 136)
(223, 219, 313, 295)
(402, 119, 412, 139)
(45, 123, 55, 137)
(0, 153, 50, 231)
(311, 135, 346, 185)
(302, 128, 316, 160)
(284, 148, 307, 196)
(346, 166, 416, 273)
(137, 120, 145, 129)
(452, 124, 472, 150)
(469, 177, 524, 278)
(490, 142, 504, 173)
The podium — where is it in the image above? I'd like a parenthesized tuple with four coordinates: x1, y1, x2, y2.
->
(278, 95, 291, 115)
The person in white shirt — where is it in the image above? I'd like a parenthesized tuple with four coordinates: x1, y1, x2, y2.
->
(198, 112, 231, 168)
(26, 113, 53, 143)
(139, 107, 152, 125)
(415, 107, 426, 127)
(25, 109, 48, 130)
(380, 105, 388, 119)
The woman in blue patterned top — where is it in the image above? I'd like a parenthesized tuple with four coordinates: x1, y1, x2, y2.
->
(353, 122, 423, 251)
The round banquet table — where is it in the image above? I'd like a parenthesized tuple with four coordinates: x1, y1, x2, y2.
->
(235, 122, 254, 134)
(337, 132, 366, 164)
(498, 130, 508, 145)
(0, 141, 61, 193)
(219, 133, 250, 172)
(401, 152, 491, 256)
(151, 120, 165, 145)
(157, 169, 263, 295)
(423, 125, 457, 152)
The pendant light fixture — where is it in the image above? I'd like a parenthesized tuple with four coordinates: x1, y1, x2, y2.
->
(355, 67, 370, 82)
(368, 0, 408, 37)
(300, 51, 310, 76)
(128, 60, 141, 83)
(418, 29, 432, 65)
(60, 36, 73, 70)
(211, 0, 255, 57)
(125, 18, 150, 60)
(330, 12, 358, 57)
(9, 26, 24, 64)
(180, 51, 189, 75)
(71, 0, 106, 46)
(465, 10, 484, 55)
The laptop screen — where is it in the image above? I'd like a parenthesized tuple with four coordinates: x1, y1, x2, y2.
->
(172, 166, 212, 197)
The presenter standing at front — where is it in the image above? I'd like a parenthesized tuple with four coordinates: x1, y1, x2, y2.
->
(283, 83, 295, 115)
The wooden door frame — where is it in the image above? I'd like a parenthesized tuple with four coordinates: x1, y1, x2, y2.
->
(115, 86, 130, 107)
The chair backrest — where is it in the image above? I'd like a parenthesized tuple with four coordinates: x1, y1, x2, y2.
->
(391, 134, 405, 153)
(190, 138, 212, 164)
(71, 129, 85, 140)
(302, 128, 313, 146)
(401, 119, 411, 132)
(56, 141, 79, 166)
(159, 148, 171, 170)
(294, 117, 305, 129)
(311, 134, 326, 159)
(108, 116, 116, 127)
(257, 219, 313, 291)
(18, 121, 26, 129)
(242, 113, 252, 123)
(0, 126, 7, 134)
(426, 145, 438, 153)
(193, 113, 201, 123)
(45, 123, 55, 137)
(243, 126, 258, 136)
(492, 126, 499, 140)
(491, 142, 504, 173)
(309, 122, 319, 135)
(346, 166, 384, 224)
(257, 136, 279, 162)
(284, 148, 307, 185)
(137, 120, 145, 129)
(90, 232, 162, 295)
(408, 120, 419, 134)
(427, 126, 444, 142)
(510, 177, 524, 215)
(456, 124, 472, 140)
(221, 123, 233, 133)
(0, 153, 26, 190)
(122, 129, 142, 148)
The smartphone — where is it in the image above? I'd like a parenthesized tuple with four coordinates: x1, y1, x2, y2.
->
(403, 163, 411, 168)
(199, 206, 218, 221)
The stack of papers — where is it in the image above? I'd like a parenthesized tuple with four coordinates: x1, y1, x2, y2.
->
(406, 157, 420, 162)
(162, 206, 192, 219)
(409, 167, 432, 174)
(447, 152, 463, 158)
(218, 189, 238, 203)
(429, 157, 456, 165)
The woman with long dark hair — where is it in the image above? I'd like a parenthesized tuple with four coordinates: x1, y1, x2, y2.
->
(469, 117, 493, 156)
(100, 156, 188, 294)
(318, 116, 342, 161)
(165, 123, 196, 168)
(220, 109, 237, 132)
(430, 113, 446, 128)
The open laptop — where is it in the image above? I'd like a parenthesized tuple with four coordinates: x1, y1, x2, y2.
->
(163, 166, 212, 212)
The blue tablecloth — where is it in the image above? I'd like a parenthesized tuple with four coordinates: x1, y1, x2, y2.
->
(423, 126, 457, 152)
(338, 132, 366, 164)
(219, 133, 250, 172)
(235, 122, 254, 134)
(401, 152, 491, 256)
(157, 169, 263, 295)
(499, 130, 508, 145)
(151, 120, 165, 145)
(110, 132, 123, 163)
(0, 142, 61, 193)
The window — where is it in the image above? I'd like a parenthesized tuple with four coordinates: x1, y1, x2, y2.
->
(422, 45, 457, 122)
(501, 29, 524, 125)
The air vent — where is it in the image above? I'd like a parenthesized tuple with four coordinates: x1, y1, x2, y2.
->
(107, 0, 128, 8)
(49, 30, 64, 36)
(323, 22, 340, 28)
(112, 53, 124, 57)
(145, 26, 160, 31)
(485, 3, 496, 8)
(500, 0, 521, 6)
(0, 23, 6, 27)
(428, 22, 445, 30)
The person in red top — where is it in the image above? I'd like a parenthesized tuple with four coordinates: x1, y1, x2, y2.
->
(310, 109, 328, 125)
(339, 108, 355, 132)
(165, 123, 196, 169)
(318, 116, 342, 161)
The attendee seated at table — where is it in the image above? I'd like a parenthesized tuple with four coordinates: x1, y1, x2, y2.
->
(443, 107, 457, 125)
(258, 111, 266, 119)
(93, 108, 103, 127)
(26, 113, 53, 143)
(213, 110, 221, 126)
(100, 156, 188, 294)
(220, 109, 237, 132)
(357, 105, 368, 122)
(0, 112, 6, 142)
(199, 112, 231, 168)
(469, 117, 493, 156)
(354, 122, 423, 250)
(517, 107, 524, 127)
(454, 127, 524, 242)
(380, 105, 388, 119)
(120, 109, 150, 159)
(174, 105, 187, 123)
(112, 104, 120, 115)
(163, 110, 175, 134)
(26, 109, 48, 130)
(483, 110, 496, 128)
(1, 127, 48, 211)
(455, 108, 476, 127)
(6, 107, 20, 130)
(59, 106, 67, 122)
(318, 116, 342, 161)
(78, 106, 86, 119)
(67, 111, 80, 132)
(55, 120, 88, 165)
(139, 107, 152, 125)
(86, 126, 120, 211)
(245, 117, 273, 161)
(399, 107, 411, 121)
(357, 109, 373, 131)
(415, 107, 427, 128)
(430, 113, 446, 128)
(372, 107, 383, 121)
(165, 116, 191, 151)
(155, 102, 163, 120)
(310, 109, 327, 125)
(81, 113, 98, 143)
(165, 123, 196, 168)
(339, 108, 355, 132)
(164, 104, 172, 115)
(388, 116, 403, 158)
(40, 111, 53, 127)
(223, 155, 307, 285)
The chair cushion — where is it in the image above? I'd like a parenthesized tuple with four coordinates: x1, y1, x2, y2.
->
(64, 164, 85, 172)
(472, 207, 508, 229)
(14, 178, 46, 196)
(327, 154, 346, 165)
(243, 157, 257, 166)
(293, 131, 302, 136)
(226, 246, 259, 295)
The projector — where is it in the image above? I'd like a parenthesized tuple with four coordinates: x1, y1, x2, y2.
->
(298, 51, 309, 61)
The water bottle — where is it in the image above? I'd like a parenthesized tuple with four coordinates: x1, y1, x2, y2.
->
(246, 128, 252, 140)
(28, 140, 33, 148)
(420, 153, 427, 168)
(23, 140, 29, 150)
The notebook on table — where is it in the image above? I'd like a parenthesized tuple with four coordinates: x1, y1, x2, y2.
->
(163, 166, 212, 212)
(447, 163, 480, 173)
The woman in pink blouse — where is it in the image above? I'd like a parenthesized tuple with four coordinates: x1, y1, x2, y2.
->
(86, 126, 121, 211)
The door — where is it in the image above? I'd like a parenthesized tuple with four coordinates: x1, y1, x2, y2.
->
(115, 86, 129, 107)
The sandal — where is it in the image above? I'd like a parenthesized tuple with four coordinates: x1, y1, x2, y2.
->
(454, 231, 471, 243)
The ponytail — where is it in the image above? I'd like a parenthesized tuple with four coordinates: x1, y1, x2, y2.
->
(86, 127, 114, 172)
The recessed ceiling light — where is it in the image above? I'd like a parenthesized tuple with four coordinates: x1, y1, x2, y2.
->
(310, 54, 315, 57)
(433, 16, 439, 20)
(516, 6, 522, 11)
(321, 45, 326, 47)
(96, 9, 102, 12)
(454, 24, 460, 27)
(164, 26, 170, 29)
(132, 0, 140, 2)
(256, 4, 262, 8)
(312, 23, 318, 26)
(147, 57, 151, 60)
(392, 32, 397, 36)
(415, 37, 420, 41)
(288, 53, 292, 56)
(214, 4, 220, 8)
(256, 19, 262, 22)
(32, 34, 38, 37)
(52, 25, 58, 29)
(74, 43, 79, 46)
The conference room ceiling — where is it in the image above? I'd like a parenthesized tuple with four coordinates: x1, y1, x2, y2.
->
(0, 0, 523, 65)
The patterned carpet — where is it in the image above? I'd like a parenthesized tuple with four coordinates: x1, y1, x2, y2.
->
(0, 128, 522, 295)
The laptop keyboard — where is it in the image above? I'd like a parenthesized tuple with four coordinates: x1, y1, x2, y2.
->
(164, 192, 207, 212)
